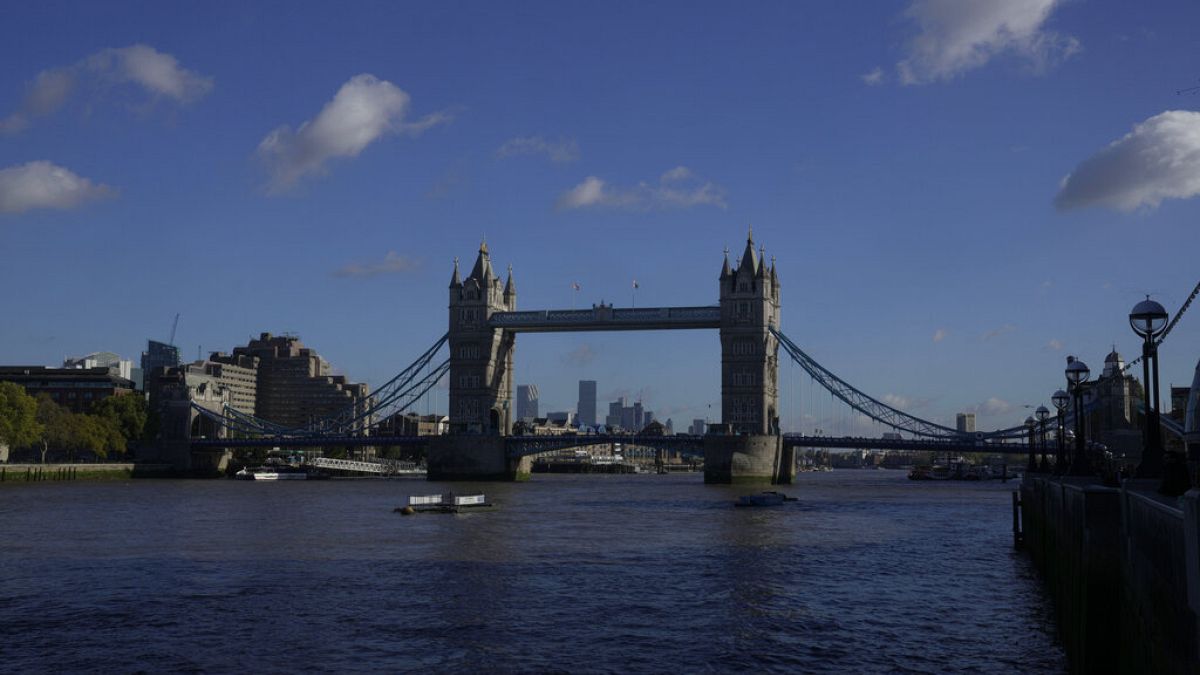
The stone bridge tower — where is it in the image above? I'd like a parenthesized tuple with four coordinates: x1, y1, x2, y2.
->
(447, 242, 516, 435)
(706, 229, 790, 484)
(719, 229, 780, 435)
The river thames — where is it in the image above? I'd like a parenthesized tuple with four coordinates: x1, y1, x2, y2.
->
(0, 469, 1065, 672)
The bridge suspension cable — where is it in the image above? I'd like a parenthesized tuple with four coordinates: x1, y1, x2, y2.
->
(772, 328, 1028, 440)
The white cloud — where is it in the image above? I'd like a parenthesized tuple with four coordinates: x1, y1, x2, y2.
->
(976, 397, 1013, 416)
(883, 393, 911, 409)
(932, 328, 947, 343)
(1055, 110, 1200, 211)
(257, 74, 448, 191)
(333, 251, 420, 278)
(496, 136, 579, 163)
(896, 0, 1079, 85)
(982, 323, 1017, 341)
(557, 166, 727, 211)
(1046, 338, 1064, 351)
(84, 45, 213, 103)
(861, 67, 885, 86)
(0, 45, 211, 134)
(562, 344, 598, 367)
(0, 161, 113, 214)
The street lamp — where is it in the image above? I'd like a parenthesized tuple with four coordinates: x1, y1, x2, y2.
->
(1052, 389, 1069, 474)
(1036, 405, 1050, 472)
(1130, 297, 1168, 478)
(1065, 356, 1091, 476)
(1025, 415, 1037, 473)
(1130, 297, 1190, 494)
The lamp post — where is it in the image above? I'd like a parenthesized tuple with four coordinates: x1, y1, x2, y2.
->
(1052, 389, 1069, 474)
(1066, 356, 1091, 476)
(1026, 415, 1037, 473)
(1130, 297, 1168, 478)
(1130, 297, 1191, 495)
(1036, 405, 1050, 472)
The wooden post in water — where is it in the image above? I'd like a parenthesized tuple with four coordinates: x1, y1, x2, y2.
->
(1011, 490, 1023, 549)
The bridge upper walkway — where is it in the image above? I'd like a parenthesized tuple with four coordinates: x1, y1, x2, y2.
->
(489, 306, 720, 332)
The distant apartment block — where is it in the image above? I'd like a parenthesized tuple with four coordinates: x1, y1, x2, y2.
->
(230, 333, 368, 430)
(186, 354, 260, 416)
(956, 412, 976, 433)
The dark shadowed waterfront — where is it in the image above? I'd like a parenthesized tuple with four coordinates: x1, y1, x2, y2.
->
(0, 469, 1065, 673)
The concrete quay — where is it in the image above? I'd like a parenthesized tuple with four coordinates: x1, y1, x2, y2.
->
(1020, 476, 1200, 673)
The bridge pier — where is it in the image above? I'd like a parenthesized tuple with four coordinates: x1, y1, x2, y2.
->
(704, 434, 792, 485)
(427, 435, 531, 481)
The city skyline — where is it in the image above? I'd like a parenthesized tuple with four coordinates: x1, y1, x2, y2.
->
(2, 1, 1198, 433)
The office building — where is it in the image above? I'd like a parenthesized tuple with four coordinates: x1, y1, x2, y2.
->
(956, 412, 976, 433)
(141, 340, 180, 392)
(690, 418, 707, 435)
(517, 384, 539, 421)
(577, 380, 597, 427)
(0, 366, 136, 414)
(63, 351, 134, 383)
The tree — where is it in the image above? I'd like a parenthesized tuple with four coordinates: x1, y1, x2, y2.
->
(0, 382, 43, 456)
(33, 395, 125, 462)
(35, 395, 69, 463)
(91, 394, 148, 445)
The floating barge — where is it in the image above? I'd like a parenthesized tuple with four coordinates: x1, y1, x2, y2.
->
(397, 492, 494, 514)
(735, 491, 798, 507)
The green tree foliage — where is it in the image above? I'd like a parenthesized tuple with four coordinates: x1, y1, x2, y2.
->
(0, 381, 43, 449)
(34, 394, 126, 462)
(91, 393, 148, 444)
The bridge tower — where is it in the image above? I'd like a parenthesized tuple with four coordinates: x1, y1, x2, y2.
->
(705, 229, 791, 484)
(447, 242, 516, 435)
(719, 229, 780, 434)
(428, 242, 529, 481)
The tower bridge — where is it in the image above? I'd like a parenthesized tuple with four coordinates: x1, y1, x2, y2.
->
(435, 232, 786, 482)
(179, 229, 1114, 481)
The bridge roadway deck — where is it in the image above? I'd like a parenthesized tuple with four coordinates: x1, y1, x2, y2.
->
(489, 306, 721, 332)
(192, 433, 1028, 455)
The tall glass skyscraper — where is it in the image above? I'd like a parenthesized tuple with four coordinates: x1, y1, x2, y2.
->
(517, 384, 539, 421)
(577, 380, 597, 427)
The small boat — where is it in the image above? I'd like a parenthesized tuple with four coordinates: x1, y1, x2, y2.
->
(397, 492, 493, 514)
(735, 491, 797, 507)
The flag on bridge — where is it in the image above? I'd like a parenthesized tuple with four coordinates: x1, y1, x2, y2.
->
(572, 282, 581, 291)
(632, 280, 639, 289)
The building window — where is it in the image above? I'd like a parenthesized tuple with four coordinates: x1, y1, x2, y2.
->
(737, 302, 750, 320)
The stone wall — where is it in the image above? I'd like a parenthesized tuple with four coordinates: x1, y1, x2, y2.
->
(1022, 477, 1200, 673)
(703, 434, 790, 484)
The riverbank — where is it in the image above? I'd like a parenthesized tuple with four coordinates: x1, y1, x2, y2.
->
(0, 463, 176, 482)
(1020, 475, 1200, 673)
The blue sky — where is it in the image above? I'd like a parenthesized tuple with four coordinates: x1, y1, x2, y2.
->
(1, 0, 1198, 433)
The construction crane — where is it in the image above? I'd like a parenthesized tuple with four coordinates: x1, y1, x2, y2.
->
(168, 313, 180, 347)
